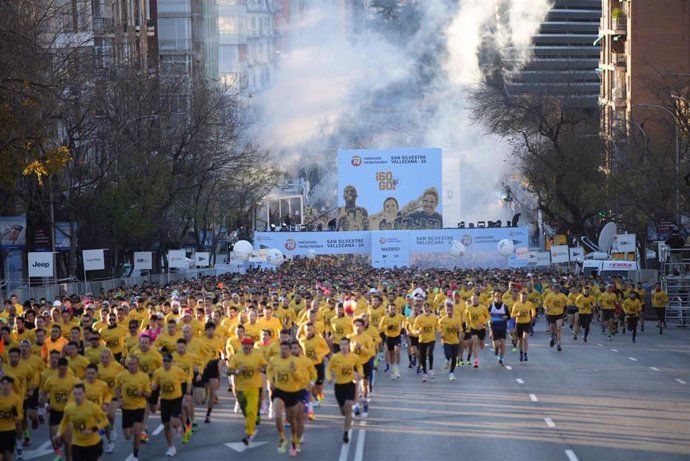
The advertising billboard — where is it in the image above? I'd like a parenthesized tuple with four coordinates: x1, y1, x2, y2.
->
(336, 148, 443, 231)
(371, 231, 410, 269)
(28, 252, 54, 277)
(254, 231, 371, 257)
(0, 216, 26, 250)
(55, 222, 78, 251)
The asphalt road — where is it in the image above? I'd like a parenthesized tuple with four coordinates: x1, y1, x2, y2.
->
(20, 322, 690, 461)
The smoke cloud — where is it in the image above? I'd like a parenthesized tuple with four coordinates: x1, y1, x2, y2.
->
(257, 0, 551, 225)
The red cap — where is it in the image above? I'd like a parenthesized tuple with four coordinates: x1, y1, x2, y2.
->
(344, 306, 355, 315)
(240, 338, 255, 346)
(182, 309, 193, 316)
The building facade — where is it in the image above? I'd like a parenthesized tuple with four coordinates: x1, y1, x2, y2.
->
(599, 0, 690, 145)
(503, 0, 602, 108)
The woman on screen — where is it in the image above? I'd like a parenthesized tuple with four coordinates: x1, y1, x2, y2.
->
(401, 187, 443, 230)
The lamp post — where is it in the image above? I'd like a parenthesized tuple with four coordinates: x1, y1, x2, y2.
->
(632, 103, 680, 225)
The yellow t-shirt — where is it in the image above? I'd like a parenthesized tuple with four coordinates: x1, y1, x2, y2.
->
(347, 332, 376, 365)
(598, 292, 618, 310)
(575, 295, 596, 315)
(96, 362, 125, 391)
(0, 392, 23, 431)
(42, 374, 82, 412)
(131, 349, 162, 377)
(152, 366, 188, 400)
(622, 299, 642, 317)
(330, 316, 354, 342)
(326, 352, 362, 385)
(511, 301, 536, 324)
(298, 335, 330, 365)
(59, 401, 108, 447)
(67, 355, 90, 379)
(84, 379, 112, 407)
(101, 326, 128, 356)
(228, 350, 267, 392)
(438, 315, 463, 344)
(267, 356, 305, 393)
(651, 291, 669, 308)
(413, 314, 438, 343)
(378, 313, 405, 338)
(115, 371, 151, 410)
(84, 346, 107, 365)
(171, 352, 203, 382)
(544, 292, 569, 315)
(465, 304, 490, 330)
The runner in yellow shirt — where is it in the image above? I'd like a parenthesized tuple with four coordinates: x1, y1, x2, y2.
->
(54, 383, 108, 461)
(0, 376, 23, 461)
(298, 323, 330, 405)
(152, 353, 190, 457)
(378, 304, 406, 379)
(438, 301, 463, 380)
(115, 356, 152, 461)
(41, 357, 81, 461)
(465, 294, 490, 368)
(267, 342, 305, 455)
(543, 283, 569, 351)
(575, 286, 596, 342)
(511, 293, 535, 362)
(326, 337, 362, 444)
(348, 318, 375, 415)
(622, 291, 642, 343)
(651, 283, 669, 334)
(227, 338, 267, 446)
(412, 302, 438, 381)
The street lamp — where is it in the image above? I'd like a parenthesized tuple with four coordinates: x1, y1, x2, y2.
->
(632, 103, 680, 225)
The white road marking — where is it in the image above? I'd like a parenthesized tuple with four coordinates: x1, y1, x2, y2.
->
(152, 424, 165, 436)
(338, 430, 353, 461)
(628, 357, 638, 362)
(675, 378, 687, 384)
(516, 378, 524, 384)
(529, 394, 538, 402)
(565, 449, 579, 461)
(597, 343, 603, 347)
(610, 349, 618, 352)
(354, 421, 367, 461)
(23, 440, 54, 460)
(650, 367, 660, 371)
(225, 441, 267, 453)
(505, 365, 512, 370)
(544, 418, 555, 427)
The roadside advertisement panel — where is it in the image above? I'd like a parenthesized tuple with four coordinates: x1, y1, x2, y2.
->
(254, 231, 371, 256)
(336, 148, 443, 231)
(371, 231, 410, 268)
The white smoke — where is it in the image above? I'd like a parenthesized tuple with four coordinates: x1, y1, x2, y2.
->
(257, 0, 551, 224)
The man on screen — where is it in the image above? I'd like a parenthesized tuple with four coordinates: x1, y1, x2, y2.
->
(337, 186, 369, 231)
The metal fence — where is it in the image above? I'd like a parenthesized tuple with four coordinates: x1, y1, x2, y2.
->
(1, 269, 225, 303)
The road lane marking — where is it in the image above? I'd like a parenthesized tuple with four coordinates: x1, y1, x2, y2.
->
(505, 365, 512, 370)
(354, 421, 367, 461)
(650, 367, 660, 371)
(544, 418, 555, 427)
(597, 344, 603, 347)
(628, 357, 637, 362)
(675, 378, 687, 384)
(610, 349, 618, 352)
(152, 424, 165, 436)
(529, 394, 538, 402)
(338, 430, 353, 461)
(516, 378, 524, 384)
(565, 449, 579, 461)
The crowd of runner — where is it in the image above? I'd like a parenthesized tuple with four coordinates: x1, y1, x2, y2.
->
(0, 256, 670, 460)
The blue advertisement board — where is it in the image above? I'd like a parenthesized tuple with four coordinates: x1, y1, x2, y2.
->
(336, 148, 443, 231)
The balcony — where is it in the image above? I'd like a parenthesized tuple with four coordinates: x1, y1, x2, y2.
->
(612, 16, 626, 34)
(612, 51, 626, 68)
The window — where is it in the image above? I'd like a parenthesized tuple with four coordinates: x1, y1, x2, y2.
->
(158, 18, 191, 51)
(157, 0, 191, 14)
(160, 54, 192, 76)
(219, 45, 239, 63)
(218, 17, 239, 34)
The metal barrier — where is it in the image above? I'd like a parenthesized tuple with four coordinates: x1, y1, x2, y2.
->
(666, 296, 689, 327)
(1, 269, 225, 303)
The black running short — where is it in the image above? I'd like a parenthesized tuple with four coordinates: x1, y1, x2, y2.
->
(315, 362, 325, 385)
(72, 440, 103, 461)
(121, 408, 145, 429)
(272, 388, 300, 408)
(49, 409, 64, 426)
(386, 336, 401, 352)
(0, 430, 16, 453)
(160, 398, 183, 424)
(516, 323, 530, 337)
(470, 328, 486, 341)
(203, 359, 220, 382)
(334, 382, 356, 408)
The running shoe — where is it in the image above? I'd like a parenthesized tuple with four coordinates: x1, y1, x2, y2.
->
(421, 374, 427, 382)
(448, 372, 456, 381)
(549, 337, 555, 348)
(289, 443, 297, 457)
(22, 437, 30, 448)
(140, 431, 149, 443)
(278, 439, 287, 454)
(362, 402, 369, 417)
(512, 347, 517, 353)
(519, 352, 524, 362)
(165, 446, 177, 457)
(343, 432, 349, 443)
(204, 415, 211, 423)
(473, 360, 479, 368)
(498, 358, 504, 366)
(353, 404, 361, 416)
(524, 354, 528, 361)
(15, 447, 23, 461)
(384, 363, 391, 373)
(105, 441, 115, 453)
(429, 370, 435, 379)
(307, 410, 315, 421)
(557, 345, 562, 351)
